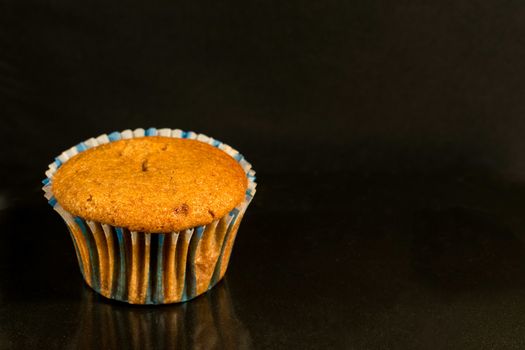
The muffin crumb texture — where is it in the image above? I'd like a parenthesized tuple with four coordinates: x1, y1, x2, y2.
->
(52, 137, 248, 232)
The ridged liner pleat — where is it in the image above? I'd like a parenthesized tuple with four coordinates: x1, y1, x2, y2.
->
(43, 128, 256, 304)
(54, 207, 247, 304)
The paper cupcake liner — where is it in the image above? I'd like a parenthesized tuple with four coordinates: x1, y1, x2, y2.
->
(42, 128, 256, 304)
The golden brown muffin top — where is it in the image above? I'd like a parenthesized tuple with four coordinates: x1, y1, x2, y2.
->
(52, 137, 248, 233)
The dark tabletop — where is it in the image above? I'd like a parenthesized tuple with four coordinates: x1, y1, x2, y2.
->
(3, 1, 525, 349)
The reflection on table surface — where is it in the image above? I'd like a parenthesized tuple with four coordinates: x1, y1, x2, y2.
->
(69, 280, 252, 349)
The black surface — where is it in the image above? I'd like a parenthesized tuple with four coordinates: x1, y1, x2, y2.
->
(3, 1, 525, 349)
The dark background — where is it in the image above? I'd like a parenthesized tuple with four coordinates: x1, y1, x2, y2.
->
(2, 0, 525, 349)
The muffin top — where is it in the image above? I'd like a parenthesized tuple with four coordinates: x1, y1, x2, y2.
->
(52, 137, 248, 233)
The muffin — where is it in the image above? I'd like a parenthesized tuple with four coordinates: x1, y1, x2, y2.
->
(42, 128, 256, 304)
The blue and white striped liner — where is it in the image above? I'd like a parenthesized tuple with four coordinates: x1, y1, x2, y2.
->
(42, 128, 256, 304)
